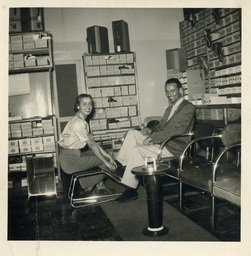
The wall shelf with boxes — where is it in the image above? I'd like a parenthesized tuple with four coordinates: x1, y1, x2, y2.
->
(8, 115, 58, 197)
(9, 31, 53, 74)
(83, 52, 140, 154)
(195, 103, 241, 129)
(179, 8, 241, 105)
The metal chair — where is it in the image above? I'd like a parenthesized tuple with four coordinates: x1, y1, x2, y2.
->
(156, 123, 215, 206)
(67, 167, 125, 208)
(178, 123, 241, 229)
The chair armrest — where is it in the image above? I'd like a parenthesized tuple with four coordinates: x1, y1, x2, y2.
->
(212, 142, 241, 182)
(179, 134, 223, 170)
(157, 132, 194, 162)
(144, 116, 162, 127)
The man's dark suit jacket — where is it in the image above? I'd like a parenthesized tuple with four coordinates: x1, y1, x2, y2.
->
(149, 99, 195, 156)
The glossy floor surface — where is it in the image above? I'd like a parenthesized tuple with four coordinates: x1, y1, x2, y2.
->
(8, 177, 240, 241)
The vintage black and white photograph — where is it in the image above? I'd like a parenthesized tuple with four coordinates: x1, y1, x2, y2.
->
(1, 1, 250, 256)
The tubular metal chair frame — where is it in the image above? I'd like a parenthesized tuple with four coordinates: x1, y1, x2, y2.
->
(178, 134, 222, 215)
(178, 134, 241, 229)
(157, 132, 194, 179)
(211, 142, 241, 229)
(68, 168, 123, 208)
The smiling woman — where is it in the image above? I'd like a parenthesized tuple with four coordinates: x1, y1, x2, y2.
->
(58, 94, 117, 195)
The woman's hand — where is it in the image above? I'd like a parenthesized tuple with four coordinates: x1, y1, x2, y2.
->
(105, 160, 117, 171)
(143, 136, 153, 145)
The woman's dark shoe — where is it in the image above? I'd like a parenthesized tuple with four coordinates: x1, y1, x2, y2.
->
(115, 160, 123, 168)
(113, 188, 138, 204)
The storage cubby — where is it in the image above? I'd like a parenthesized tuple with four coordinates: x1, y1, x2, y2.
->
(8, 115, 59, 197)
(83, 52, 141, 154)
(179, 8, 241, 104)
(9, 31, 53, 74)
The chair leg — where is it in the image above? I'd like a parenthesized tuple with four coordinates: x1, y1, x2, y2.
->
(211, 194, 215, 230)
(68, 174, 75, 200)
(69, 171, 122, 208)
(179, 181, 183, 211)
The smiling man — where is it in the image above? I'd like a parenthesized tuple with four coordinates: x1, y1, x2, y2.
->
(113, 78, 195, 203)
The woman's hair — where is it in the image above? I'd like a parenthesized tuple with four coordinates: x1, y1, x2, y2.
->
(73, 93, 93, 112)
(165, 78, 182, 89)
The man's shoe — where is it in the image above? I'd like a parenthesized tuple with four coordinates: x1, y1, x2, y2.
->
(113, 188, 138, 204)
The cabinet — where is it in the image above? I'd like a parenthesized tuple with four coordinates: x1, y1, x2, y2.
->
(179, 8, 241, 104)
(8, 115, 58, 197)
(9, 31, 53, 74)
(83, 52, 140, 154)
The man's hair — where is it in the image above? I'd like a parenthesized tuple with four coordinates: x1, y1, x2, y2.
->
(165, 78, 182, 89)
(74, 93, 93, 112)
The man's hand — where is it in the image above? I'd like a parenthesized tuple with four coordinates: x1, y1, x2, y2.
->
(143, 136, 153, 145)
(141, 127, 152, 136)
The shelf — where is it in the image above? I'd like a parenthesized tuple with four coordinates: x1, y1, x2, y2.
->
(84, 52, 140, 151)
(84, 52, 134, 56)
(9, 150, 56, 157)
(8, 115, 54, 123)
(86, 73, 135, 78)
(9, 65, 53, 74)
(10, 133, 55, 140)
(87, 83, 136, 89)
(9, 47, 50, 55)
(218, 93, 241, 96)
(211, 72, 241, 79)
(210, 83, 241, 88)
(195, 103, 241, 108)
(214, 62, 241, 70)
(9, 32, 53, 74)
(85, 62, 134, 67)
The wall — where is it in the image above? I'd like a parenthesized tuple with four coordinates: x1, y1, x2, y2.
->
(43, 8, 183, 121)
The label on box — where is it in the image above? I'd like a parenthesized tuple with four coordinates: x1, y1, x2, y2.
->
(20, 145, 32, 153)
(21, 122, 32, 130)
(13, 61, 24, 68)
(41, 119, 53, 126)
(37, 57, 49, 66)
(8, 147, 19, 154)
(10, 35, 23, 43)
(42, 136, 55, 144)
(22, 34, 35, 42)
(44, 144, 56, 151)
(30, 137, 43, 145)
(32, 144, 44, 152)
(19, 138, 31, 146)
(9, 140, 19, 147)
(13, 54, 24, 61)
(25, 59, 37, 67)
(22, 129, 33, 137)
(32, 127, 44, 136)
(11, 130, 22, 138)
(11, 43, 23, 51)
(35, 39, 48, 48)
(23, 42, 35, 50)
(10, 123, 21, 131)
(43, 127, 54, 134)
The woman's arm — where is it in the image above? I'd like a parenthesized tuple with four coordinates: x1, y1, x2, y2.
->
(86, 136, 116, 170)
